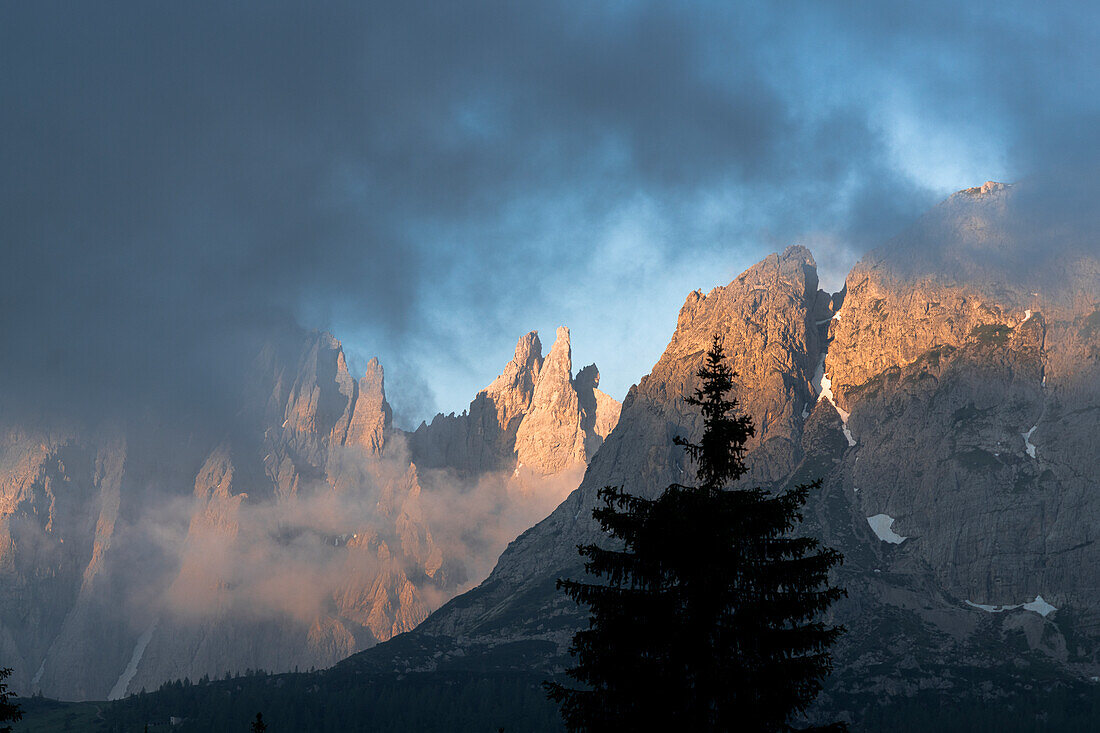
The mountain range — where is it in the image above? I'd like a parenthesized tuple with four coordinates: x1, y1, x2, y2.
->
(322, 180, 1100, 726)
(9, 179, 1100, 730)
(0, 321, 618, 701)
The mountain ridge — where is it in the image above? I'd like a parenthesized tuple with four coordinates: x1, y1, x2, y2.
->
(0, 323, 619, 700)
(326, 181, 1100, 724)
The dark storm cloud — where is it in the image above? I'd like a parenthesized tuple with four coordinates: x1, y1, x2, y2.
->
(0, 1, 1095, 424)
(0, 3, 417, 424)
(813, 1, 1100, 278)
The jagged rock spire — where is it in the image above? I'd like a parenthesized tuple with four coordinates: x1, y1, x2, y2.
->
(482, 330, 544, 433)
(410, 326, 621, 477)
(345, 357, 392, 455)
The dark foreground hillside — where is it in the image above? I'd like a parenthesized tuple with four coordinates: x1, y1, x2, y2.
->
(17, 186, 1100, 732)
(15, 661, 1100, 733)
(101, 672, 558, 733)
(18, 670, 559, 733)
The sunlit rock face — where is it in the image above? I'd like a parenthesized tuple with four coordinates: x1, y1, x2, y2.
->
(345, 357, 391, 455)
(514, 326, 621, 475)
(408, 244, 830, 641)
(827, 182, 1100, 613)
(409, 326, 620, 477)
(0, 428, 134, 701)
(405, 332, 544, 477)
(0, 326, 619, 701)
(345, 183, 1100, 719)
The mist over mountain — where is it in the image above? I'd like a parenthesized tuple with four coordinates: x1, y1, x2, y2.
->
(5, 177, 1100, 728)
(0, 323, 618, 701)
(4, 1, 1097, 430)
(872, 178, 1100, 295)
(281, 180, 1100, 728)
(2, 1, 1099, 730)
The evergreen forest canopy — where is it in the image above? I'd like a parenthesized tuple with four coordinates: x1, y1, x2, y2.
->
(0, 667, 21, 733)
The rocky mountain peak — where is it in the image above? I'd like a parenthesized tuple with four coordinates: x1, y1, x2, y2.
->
(537, 327, 573, 396)
(678, 244, 820, 331)
(513, 327, 588, 475)
(547, 325, 571, 360)
(344, 357, 392, 455)
(512, 331, 544, 373)
(410, 326, 620, 478)
(573, 364, 621, 459)
(743, 244, 817, 289)
(962, 180, 1010, 196)
(481, 330, 544, 433)
(572, 363, 598, 392)
(828, 179, 1100, 408)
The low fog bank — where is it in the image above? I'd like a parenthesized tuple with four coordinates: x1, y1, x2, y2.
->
(108, 434, 578, 643)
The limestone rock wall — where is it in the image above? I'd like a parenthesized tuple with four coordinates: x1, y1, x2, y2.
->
(825, 183, 1100, 615)
(409, 327, 621, 478)
(376, 188, 1100, 714)
(0, 324, 617, 700)
(417, 245, 828, 637)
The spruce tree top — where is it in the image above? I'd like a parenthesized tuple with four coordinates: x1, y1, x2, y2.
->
(674, 334, 755, 491)
(547, 332, 846, 732)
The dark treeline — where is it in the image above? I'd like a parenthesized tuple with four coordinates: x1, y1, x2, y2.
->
(99, 669, 561, 733)
(0, 667, 20, 732)
(17, 666, 1099, 733)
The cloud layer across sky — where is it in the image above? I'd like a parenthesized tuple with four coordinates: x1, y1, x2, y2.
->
(2, 1, 1097, 426)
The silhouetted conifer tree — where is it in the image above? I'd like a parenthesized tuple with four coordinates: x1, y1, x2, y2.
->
(250, 711, 268, 732)
(0, 667, 21, 733)
(546, 334, 846, 731)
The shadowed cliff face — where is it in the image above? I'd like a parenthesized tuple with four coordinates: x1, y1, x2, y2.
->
(826, 182, 1100, 615)
(343, 184, 1100, 719)
(0, 327, 619, 701)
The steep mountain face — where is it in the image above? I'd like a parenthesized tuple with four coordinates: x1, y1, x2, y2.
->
(408, 326, 619, 477)
(9, 178, 1097, 720)
(382, 245, 831, 646)
(827, 182, 1100, 619)
(0, 326, 619, 701)
(340, 183, 1100, 722)
(0, 426, 137, 702)
(345, 357, 391, 454)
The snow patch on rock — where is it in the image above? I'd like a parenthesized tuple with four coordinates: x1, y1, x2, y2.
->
(1022, 426, 1038, 459)
(813, 354, 855, 446)
(965, 600, 1020, 613)
(867, 514, 907, 544)
(109, 623, 156, 700)
(964, 595, 1057, 617)
(1023, 595, 1057, 617)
